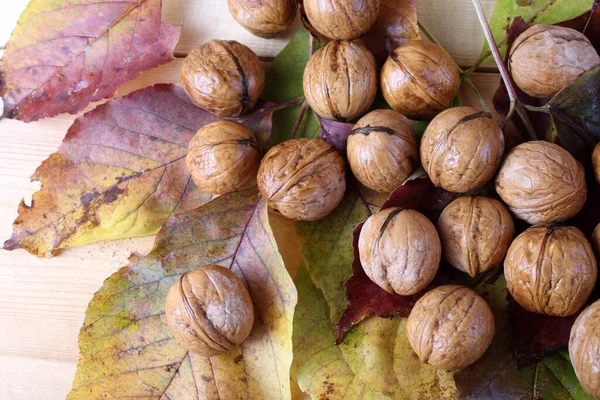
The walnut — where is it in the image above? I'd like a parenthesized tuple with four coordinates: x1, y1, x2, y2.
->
(593, 223, 600, 253)
(358, 207, 441, 295)
(593, 142, 600, 185)
(257, 138, 346, 221)
(186, 120, 260, 195)
(420, 107, 505, 193)
(505, 225, 597, 317)
(509, 25, 600, 99)
(495, 141, 587, 224)
(227, 0, 296, 38)
(406, 285, 495, 370)
(303, 40, 377, 121)
(381, 40, 461, 120)
(437, 196, 514, 278)
(303, 0, 379, 40)
(569, 299, 600, 399)
(165, 265, 255, 357)
(181, 40, 265, 117)
(347, 110, 418, 193)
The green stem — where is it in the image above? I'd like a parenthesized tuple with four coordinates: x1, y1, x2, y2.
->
(462, 75, 491, 113)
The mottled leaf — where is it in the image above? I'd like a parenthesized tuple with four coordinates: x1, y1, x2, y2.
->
(0, 0, 180, 122)
(68, 187, 297, 399)
(3, 84, 280, 257)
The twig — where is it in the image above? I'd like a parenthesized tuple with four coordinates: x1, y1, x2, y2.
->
(462, 75, 491, 113)
(290, 101, 309, 139)
(472, 0, 537, 139)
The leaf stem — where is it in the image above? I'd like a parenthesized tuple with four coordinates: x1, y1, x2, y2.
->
(462, 75, 491, 113)
(472, 0, 537, 140)
(291, 101, 309, 139)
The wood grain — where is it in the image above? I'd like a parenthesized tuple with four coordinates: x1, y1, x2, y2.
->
(0, 1, 504, 398)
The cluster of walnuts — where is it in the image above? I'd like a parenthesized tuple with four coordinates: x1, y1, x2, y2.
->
(167, 3, 600, 396)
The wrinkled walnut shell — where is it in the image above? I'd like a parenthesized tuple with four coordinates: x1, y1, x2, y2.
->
(509, 24, 600, 99)
(181, 40, 265, 117)
(381, 41, 461, 120)
(496, 141, 587, 224)
(257, 138, 346, 221)
(186, 120, 260, 195)
(228, 0, 296, 38)
(359, 207, 441, 295)
(505, 225, 597, 317)
(303, 40, 377, 121)
(165, 265, 255, 357)
(569, 300, 600, 399)
(593, 143, 600, 185)
(304, 0, 379, 40)
(421, 107, 505, 193)
(437, 196, 514, 278)
(347, 110, 418, 193)
(406, 285, 495, 370)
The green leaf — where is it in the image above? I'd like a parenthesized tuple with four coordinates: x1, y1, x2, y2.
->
(480, 0, 594, 64)
(68, 187, 297, 399)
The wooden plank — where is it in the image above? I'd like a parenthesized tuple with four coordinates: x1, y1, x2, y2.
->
(0, 0, 497, 66)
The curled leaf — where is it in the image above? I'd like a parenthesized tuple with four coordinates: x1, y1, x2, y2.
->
(0, 0, 180, 122)
(68, 187, 297, 399)
(317, 116, 354, 155)
(3, 84, 279, 257)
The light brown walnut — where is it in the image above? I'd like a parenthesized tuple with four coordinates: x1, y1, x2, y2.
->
(437, 196, 514, 278)
(406, 285, 495, 370)
(303, 40, 377, 121)
(505, 225, 597, 317)
(569, 299, 600, 399)
(181, 40, 265, 117)
(227, 0, 296, 38)
(165, 265, 255, 357)
(257, 138, 346, 221)
(347, 110, 418, 193)
(186, 120, 260, 195)
(495, 141, 587, 224)
(509, 24, 600, 99)
(358, 207, 440, 296)
(381, 40, 461, 120)
(304, 0, 379, 40)
(420, 107, 505, 193)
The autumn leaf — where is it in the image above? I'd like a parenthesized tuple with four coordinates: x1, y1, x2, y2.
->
(317, 117, 354, 156)
(3, 84, 280, 257)
(0, 0, 180, 122)
(68, 187, 297, 399)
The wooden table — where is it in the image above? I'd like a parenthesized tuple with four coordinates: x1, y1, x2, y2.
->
(0, 0, 499, 398)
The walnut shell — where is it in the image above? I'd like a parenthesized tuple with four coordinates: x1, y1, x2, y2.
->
(257, 138, 346, 221)
(347, 110, 418, 193)
(303, 40, 377, 121)
(437, 196, 515, 278)
(304, 0, 379, 40)
(569, 299, 600, 399)
(186, 120, 260, 195)
(593, 223, 600, 253)
(495, 141, 587, 224)
(227, 0, 296, 38)
(593, 142, 600, 185)
(165, 265, 255, 357)
(381, 41, 461, 120)
(358, 207, 441, 295)
(505, 225, 597, 317)
(420, 107, 505, 193)
(406, 285, 495, 370)
(509, 25, 600, 99)
(181, 40, 265, 117)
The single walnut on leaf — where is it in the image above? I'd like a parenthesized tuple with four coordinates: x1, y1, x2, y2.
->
(437, 196, 514, 278)
(359, 207, 441, 296)
(347, 109, 418, 193)
(381, 40, 461, 120)
(257, 138, 346, 221)
(421, 107, 505, 193)
(509, 24, 600, 99)
(165, 265, 255, 357)
(303, 40, 377, 121)
(570, 300, 600, 400)
(228, 0, 296, 38)
(186, 120, 260, 195)
(496, 140, 587, 224)
(303, 0, 379, 40)
(406, 285, 495, 370)
(505, 225, 597, 317)
(181, 40, 265, 117)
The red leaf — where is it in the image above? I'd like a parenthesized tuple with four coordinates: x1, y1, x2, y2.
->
(0, 0, 180, 122)
(317, 117, 354, 156)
